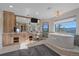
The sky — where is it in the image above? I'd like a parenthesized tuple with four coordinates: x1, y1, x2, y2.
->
(43, 23, 49, 28)
(59, 20, 76, 28)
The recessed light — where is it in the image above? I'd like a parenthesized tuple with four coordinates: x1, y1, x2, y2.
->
(9, 5, 13, 8)
(47, 7, 52, 10)
(35, 12, 39, 15)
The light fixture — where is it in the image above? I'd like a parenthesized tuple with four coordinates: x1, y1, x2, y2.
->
(9, 5, 13, 8)
(35, 12, 39, 15)
(57, 10, 60, 16)
(47, 7, 52, 10)
(55, 10, 60, 17)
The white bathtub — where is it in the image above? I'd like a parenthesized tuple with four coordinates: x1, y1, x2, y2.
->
(47, 33, 74, 49)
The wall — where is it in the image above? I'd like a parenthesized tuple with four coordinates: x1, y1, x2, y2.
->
(44, 8, 79, 49)
(16, 17, 30, 24)
(0, 12, 3, 48)
(49, 8, 79, 35)
(41, 18, 55, 33)
(16, 17, 42, 32)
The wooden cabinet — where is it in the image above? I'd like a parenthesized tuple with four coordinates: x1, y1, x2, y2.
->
(3, 11, 16, 46)
(2, 11, 30, 46)
(3, 11, 16, 33)
(3, 34, 13, 46)
(3, 32, 29, 46)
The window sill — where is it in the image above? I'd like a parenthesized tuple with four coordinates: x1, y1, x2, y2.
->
(49, 32, 74, 37)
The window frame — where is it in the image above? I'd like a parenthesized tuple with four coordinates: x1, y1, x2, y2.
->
(54, 17, 76, 35)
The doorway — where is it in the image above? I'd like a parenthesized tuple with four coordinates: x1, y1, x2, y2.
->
(42, 22, 49, 37)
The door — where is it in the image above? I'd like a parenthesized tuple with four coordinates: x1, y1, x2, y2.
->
(42, 22, 49, 37)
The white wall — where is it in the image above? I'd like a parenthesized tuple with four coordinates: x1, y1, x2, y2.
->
(0, 12, 3, 48)
(49, 8, 79, 35)
(44, 8, 79, 49)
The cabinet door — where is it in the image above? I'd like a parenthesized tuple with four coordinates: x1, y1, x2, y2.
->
(9, 13, 16, 32)
(3, 11, 16, 33)
(3, 11, 16, 46)
(3, 34, 11, 46)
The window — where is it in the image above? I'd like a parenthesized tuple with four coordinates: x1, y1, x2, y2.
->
(42, 22, 49, 32)
(55, 17, 76, 35)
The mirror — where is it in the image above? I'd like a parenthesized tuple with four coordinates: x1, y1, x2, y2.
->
(16, 16, 30, 32)
(15, 16, 42, 33)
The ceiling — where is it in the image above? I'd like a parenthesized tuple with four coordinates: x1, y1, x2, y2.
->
(0, 3, 79, 19)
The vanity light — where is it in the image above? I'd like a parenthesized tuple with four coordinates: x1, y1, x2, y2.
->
(16, 28, 20, 33)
